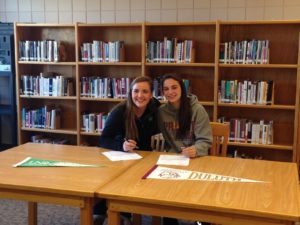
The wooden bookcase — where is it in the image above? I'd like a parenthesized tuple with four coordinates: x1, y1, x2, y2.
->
(76, 23, 143, 146)
(14, 24, 77, 145)
(14, 21, 300, 165)
(217, 21, 300, 163)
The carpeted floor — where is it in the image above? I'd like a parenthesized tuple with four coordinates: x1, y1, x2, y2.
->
(0, 199, 153, 225)
(3, 199, 298, 225)
(0, 199, 80, 225)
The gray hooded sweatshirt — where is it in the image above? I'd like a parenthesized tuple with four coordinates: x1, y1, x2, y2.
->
(158, 94, 212, 156)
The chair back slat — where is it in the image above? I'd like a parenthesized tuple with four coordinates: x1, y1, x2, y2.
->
(210, 122, 230, 157)
(151, 133, 165, 152)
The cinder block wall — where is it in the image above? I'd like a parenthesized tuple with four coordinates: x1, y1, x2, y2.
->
(1, 0, 300, 23)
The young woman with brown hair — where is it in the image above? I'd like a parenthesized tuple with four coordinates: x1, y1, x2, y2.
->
(99, 75, 160, 151)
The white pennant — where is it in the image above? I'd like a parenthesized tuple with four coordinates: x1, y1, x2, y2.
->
(145, 166, 267, 183)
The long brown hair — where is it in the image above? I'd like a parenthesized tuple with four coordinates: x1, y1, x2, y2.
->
(125, 76, 153, 140)
(161, 74, 191, 137)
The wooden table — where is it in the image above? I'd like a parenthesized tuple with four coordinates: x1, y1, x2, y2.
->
(0, 143, 146, 225)
(97, 152, 300, 225)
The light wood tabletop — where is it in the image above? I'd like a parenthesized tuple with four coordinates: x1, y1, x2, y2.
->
(97, 152, 300, 225)
(0, 143, 148, 225)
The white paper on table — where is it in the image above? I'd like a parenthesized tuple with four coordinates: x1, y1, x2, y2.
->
(156, 155, 190, 166)
(102, 151, 142, 161)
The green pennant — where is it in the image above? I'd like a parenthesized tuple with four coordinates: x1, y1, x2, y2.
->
(13, 157, 102, 167)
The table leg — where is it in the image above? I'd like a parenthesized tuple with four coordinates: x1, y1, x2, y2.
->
(28, 202, 37, 225)
(80, 198, 93, 225)
(108, 210, 121, 225)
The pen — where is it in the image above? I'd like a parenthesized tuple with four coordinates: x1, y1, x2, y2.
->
(179, 146, 185, 153)
(124, 138, 139, 149)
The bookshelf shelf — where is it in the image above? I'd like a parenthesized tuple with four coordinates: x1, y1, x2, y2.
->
(17, 23, 75, 28)
(80, 132, 102, 136)
(220, 20, 300, 25)
(200, 101, 215, 106)
(21, 127, 77, 135)
(217, 103, 295, 110)
(78, 62, 142, 66)
(14, 21, 300, 166)
(228, 142, 293, 151)
(18, 61, 77, 66)
(79, 99, 214, 105)
(157, 100, 214, 106)
(80, 97, 124, 102)
(219, 64, 298, 69)
(77, 22, 142, 28)
(20, 95, 76, 100)
(145, 63, 215, 67)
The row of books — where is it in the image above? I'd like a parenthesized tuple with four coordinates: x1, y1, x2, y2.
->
(232, 149, 263, 160)
(19, 40, 60, 62)
(81, 113, 108, 133)
(146, 38, 194, 63)
(81, 41, 125, 62)
(21, 106, 61, 130)
(218, 80, 273, 105)
(219, 117, 273, 144)
(152, 77, 190, 100)
(80, 77, 132, 98)
(219, 39, 269, 64)
(20, 73, 74, 97)
(31, 134, 69, 144)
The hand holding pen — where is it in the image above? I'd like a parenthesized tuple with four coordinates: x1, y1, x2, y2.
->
(123, 138, 139, 152)
(181, 145, 197, 158)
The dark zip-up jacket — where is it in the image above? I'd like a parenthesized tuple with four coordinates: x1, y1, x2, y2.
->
(99, 98, 160, 151)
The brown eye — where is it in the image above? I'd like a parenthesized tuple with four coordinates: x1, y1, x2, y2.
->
(171, 85, 179, 90)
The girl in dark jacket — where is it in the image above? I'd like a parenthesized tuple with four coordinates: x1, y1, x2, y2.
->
(99, 76, 160, 151)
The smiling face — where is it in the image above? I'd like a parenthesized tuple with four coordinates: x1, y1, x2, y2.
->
(131, 81, 152, 110)
(163, 78, 182, 109)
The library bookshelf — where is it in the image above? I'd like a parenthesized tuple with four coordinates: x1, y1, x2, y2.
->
(14, 21, 300, 166)
(76, 23, 143, 146)
(14, 23, 77, 145)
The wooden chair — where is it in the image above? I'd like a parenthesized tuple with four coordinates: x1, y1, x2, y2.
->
(151, 133, 165, 152)
(209, 122, 230, 157)
(198, 122, 229, 225)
